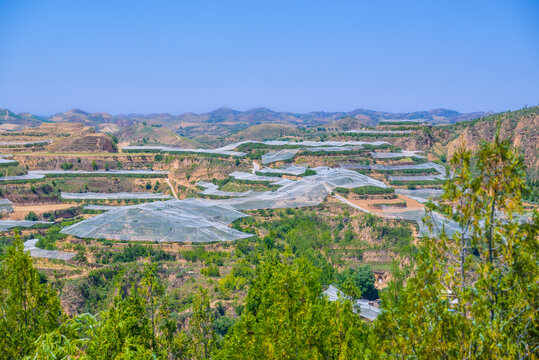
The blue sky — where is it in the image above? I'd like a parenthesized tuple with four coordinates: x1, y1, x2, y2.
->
(0, 0, 538, 115)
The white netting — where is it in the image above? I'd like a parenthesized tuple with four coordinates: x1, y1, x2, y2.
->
(346, 130, 414, 134)
(123, 140, 390, 157)
(0, 140, 51, 146)
(303, 146, 365, 152)
(261, 149, 299, 164)
(388, 174, 445, 181)
(61, 198, 253, 243)
(61, 192, 172, 200)
(32, 169, 168, 176)
(213, 167, 388, 211)
(395, 189, 444, 203)
(340, 162, 447, 181)
(333, 193, 459, 237)
(0, 173, 45, 182)
(256, 165, 308, 176)
(370, 150, 425, 159)
(377, 207, 460, 236)
(63, 167, 388, 242)
(0, 220, 53, 231)
(23, 239, 76, 260)
(341, 162, 443, 172)
(122, 145, 245, 157)
(0, 169, 168, 182)
(229, 171, 283, 183)
(0, 198, 13, 213)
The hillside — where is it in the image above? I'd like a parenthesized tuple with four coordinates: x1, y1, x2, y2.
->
(224, 123, 303, 143)
(0, 108, 44, 127)
(115, 123, 203, 148)
(49, 109, 133, 128)
(446, 107, 539, 177)
(317, 116, 377, 131)
(49, 109, 115, 125)
(47, 133, 118, 153)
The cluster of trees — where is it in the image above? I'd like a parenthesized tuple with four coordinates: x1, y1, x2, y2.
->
(373, 135, 538, 358)
(0, 240, 365, 359)
(96, 243, 176, 264)
(0, 136, 537, 359)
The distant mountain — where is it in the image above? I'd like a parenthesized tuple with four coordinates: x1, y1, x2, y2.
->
(0, 107, 488, 141)
(0, 108, 44, 126)
(1, 107, 487, 127)
(171, 107, 486, 128)
(48, 109, 130, 126)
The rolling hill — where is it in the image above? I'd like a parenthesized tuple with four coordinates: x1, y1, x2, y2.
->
(223, 124, 304, 143)
(0, 107, 487, 133)
(0, 108, 44, 127)
(115, 123, 203, 148)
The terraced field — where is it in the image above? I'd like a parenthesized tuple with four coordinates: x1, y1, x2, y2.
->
(0, 110, 535, 325)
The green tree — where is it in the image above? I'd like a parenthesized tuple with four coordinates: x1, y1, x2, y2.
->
(372, 135, 539, 359)
(189, 288, 216, 360)
(140, 264, 164, 351)
(26, 265, 169, 360)
(337, 264, 378, 301)
(85, 284, 155, 359)
(26, 313, 99, 360)
(0, 235, 61, 359)
(217, 253, 366, 359)
(25, 211, 39, 221)
(61, 162, 73, 170)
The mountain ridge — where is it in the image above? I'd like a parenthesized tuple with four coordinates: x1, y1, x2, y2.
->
(0, 106, 490, 128)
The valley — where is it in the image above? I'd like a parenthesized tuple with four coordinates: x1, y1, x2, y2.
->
(0, 105, 537, 357)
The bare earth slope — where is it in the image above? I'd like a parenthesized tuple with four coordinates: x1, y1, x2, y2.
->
(447, 107, 539, 177)
(47, 133, 117, 153)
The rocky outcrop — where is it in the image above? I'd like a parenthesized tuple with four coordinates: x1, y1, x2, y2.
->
(447, 108, 539, 176)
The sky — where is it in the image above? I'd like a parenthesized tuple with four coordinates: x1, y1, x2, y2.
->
(0, 0, 538, 115)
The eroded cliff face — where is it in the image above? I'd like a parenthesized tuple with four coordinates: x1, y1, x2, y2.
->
(448, 112, 538, 176)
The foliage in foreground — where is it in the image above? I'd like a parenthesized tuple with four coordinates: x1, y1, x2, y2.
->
(373, 134, 538, 359)
(0, 234, 61, 359)
(216, 254, 366, 359)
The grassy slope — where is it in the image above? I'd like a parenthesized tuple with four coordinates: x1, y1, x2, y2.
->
(223, 123, 304, 143)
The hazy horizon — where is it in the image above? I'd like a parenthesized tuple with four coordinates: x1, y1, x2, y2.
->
(3, 105, 496, 119)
